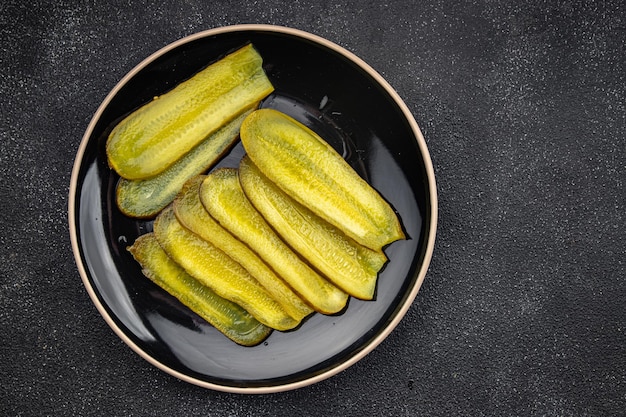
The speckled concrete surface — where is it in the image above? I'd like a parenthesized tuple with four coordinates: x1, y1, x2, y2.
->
(1, 0, 625, 415)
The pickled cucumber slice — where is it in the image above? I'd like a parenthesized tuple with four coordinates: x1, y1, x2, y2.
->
(107, 44, 274, 180)
(240, 108, 405, 251)
(128, 233, 271, 346)
(239, 156, 388, 300)
(200, 168, 349, 315)
(116, 109, 253, 219)
(173, 176, 313, 322)
(153, 206, 299, 331)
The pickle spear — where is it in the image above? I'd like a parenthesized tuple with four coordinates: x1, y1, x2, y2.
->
(116, 109, 253, 219)
(154, 206, 299, 331)
(107, 44, 274, 180)
(128, 233, 271, 346)
(173, 175, 313, 322)
(240, 108, 404, 251)
(239, 156, 388, 300)
(200, 169, 349, 315)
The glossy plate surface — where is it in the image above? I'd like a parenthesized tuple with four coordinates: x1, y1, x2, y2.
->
(68, 25, 437, 393)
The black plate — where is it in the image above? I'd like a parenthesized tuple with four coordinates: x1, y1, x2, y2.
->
(68, 25, 437, 393)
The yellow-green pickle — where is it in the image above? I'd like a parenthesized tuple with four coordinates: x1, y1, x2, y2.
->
(127, 233, 271, 346)
(200, 169, 349, 314)
(173, 176, 313, 322)
(116, 109, 253, 218)
(240, 108, 405, 251)
(153, 206, 299, 331)
(239, 156, 388, 300)
(107, 44, 274, 180)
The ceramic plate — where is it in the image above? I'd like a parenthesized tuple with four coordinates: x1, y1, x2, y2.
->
(68, 25, 437, 393)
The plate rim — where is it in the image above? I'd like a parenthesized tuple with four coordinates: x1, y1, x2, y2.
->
(68, 23, 438, 394)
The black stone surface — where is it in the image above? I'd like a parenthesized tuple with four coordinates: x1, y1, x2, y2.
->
(1, 0, 624, 415)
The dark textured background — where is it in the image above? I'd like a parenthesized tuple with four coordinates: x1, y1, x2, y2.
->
(1, 0, 624, 415)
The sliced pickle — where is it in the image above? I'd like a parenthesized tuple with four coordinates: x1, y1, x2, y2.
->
(128, 233, 271, 346)
(173, 176, 313, 322)
(153, 206, 299, 331)
(116, 109, 253, 219)
(239, 156, 388, 300)
(200, 168, 349, 315)
(107, 44, 274, 180)
(240, 108, 405, 251)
